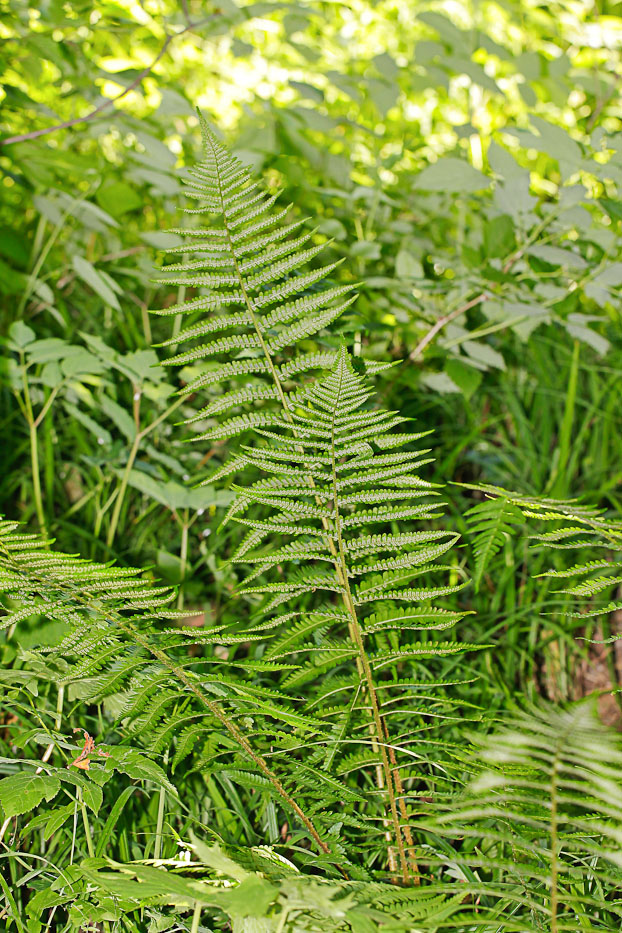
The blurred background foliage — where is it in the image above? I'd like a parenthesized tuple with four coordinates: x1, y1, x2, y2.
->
(2, 0, 622, 692)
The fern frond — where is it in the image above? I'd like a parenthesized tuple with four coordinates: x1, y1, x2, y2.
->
(221, 346, 473, 882)
(155, 118, 358, 439)
(0, 521, 339, 861)
(463, 495, 524, 591)
(425, 704, 622, 931)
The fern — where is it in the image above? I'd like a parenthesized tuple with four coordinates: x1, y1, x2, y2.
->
(148, 124, 480, 881)
(459, 482, 622, 624)
(213, 347, 474, 883)
(152, 115, 376, 448)
(0, 519, 337, 864)
(424, 703, 622, 932)
(463, 494, 524, 592)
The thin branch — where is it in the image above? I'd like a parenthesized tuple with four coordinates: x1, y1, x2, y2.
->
(1, 17, 215, 147)
(409, 214, 557, 361)
(409, 293, 487, 362)
(586, 72, 621, 133)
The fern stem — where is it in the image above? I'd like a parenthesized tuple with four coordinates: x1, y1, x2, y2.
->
(327, 368, 411, 884)
(0, 532, 338, 870)
(550, 751, 560, 933)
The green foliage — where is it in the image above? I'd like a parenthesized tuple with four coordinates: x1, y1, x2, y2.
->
(463, 495, 524, 592)
(2, 1, 622, 928)
(426, 704, 622, 932)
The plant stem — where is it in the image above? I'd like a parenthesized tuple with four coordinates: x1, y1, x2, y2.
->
(20, 361, 47, 535)
(29, 420, 46, 536)
(106, 396, 185, 547)
(107, 433, 141, 547)
(1, 17, 219, 147)
(548, 339, 579, 498)
(190, 901, 202, 933)
(177, 513, 189, 610)
(328, 367, 411, 884)
(79, 789, 95, 858)
(550, 751, 560, 933)
(153, 749, 169, 861)
(409, 211, 561, 361)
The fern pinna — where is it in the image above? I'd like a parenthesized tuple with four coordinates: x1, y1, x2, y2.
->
(151, 122, 477, 881)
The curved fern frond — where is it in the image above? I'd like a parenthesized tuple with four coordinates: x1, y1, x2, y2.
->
(0, 520, 338, 864)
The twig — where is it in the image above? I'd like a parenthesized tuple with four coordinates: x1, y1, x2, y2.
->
(409, 293, 487, 361)
(586, 72, 621, 133)
(409, 217, 555, 361)
(1, 17, 215, 147)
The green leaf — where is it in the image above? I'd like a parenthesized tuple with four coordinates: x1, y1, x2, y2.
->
(62, 403, 112, 447)
(106, 748, 176, 794)
(100, 394, 137, 441)
(599, 198, 622, 222)
(61, 350, 107, 378)
(72, 256, 121, 310)
(25, 338, 70, 364)
(44, 803, 74, 839)
(483, 215, 515, 259)
(8, 321, 36, 349)
(0, 772, 60, 818)
(445, 359, 482, 400)
(396, 249, 424, 278)
(414, 158, 491, 193)
(96, 182, 142, 217)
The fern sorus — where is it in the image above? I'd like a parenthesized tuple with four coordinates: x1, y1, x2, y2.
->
(152, 115, 391, 451)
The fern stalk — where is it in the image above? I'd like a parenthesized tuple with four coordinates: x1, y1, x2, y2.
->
(327, 361, 412, 882)
(550, 749, 560, 933)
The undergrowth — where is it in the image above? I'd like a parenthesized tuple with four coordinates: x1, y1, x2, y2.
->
(1, 120, 622, 932)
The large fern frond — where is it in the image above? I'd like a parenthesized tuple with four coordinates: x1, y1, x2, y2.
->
(0, 519, 339, 865)
(224, 348, 476, 882)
